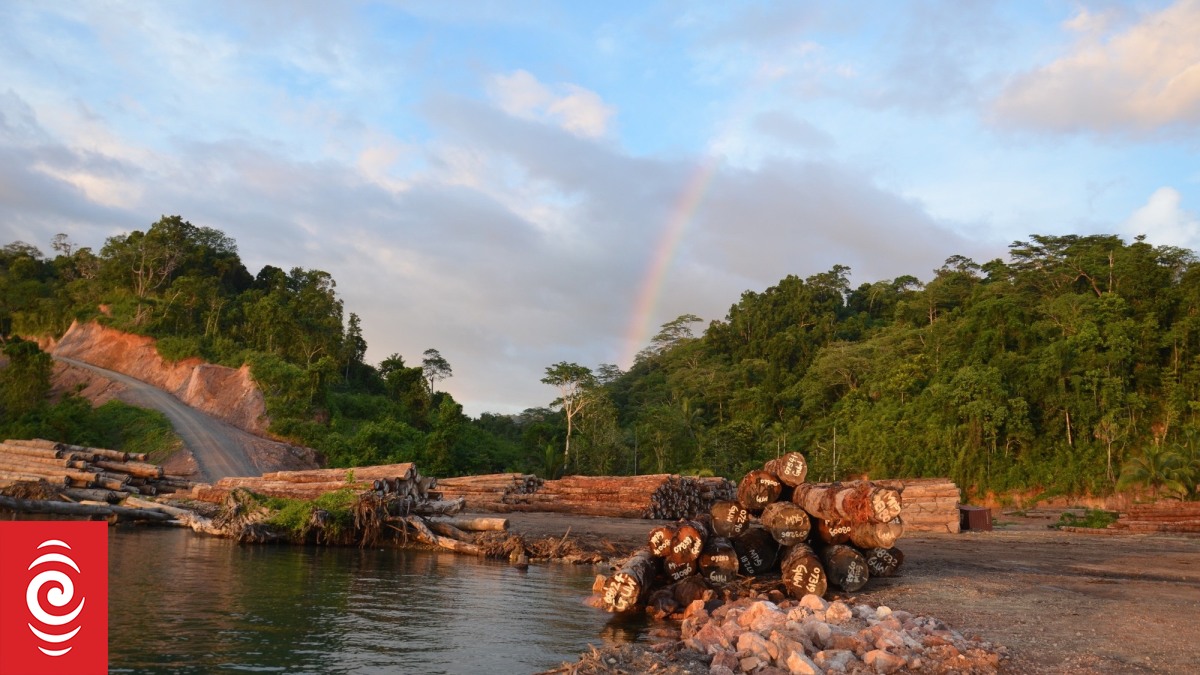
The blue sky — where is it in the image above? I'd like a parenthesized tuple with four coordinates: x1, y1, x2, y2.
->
(2, 1, 1198, 416)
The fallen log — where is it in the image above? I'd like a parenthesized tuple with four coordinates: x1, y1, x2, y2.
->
(664, 558, 698, 582)
(429, 516, 509, 532)
(389, 516, 484, 555)
(0, 495, 172, 521)
(601, 549, 658, 612)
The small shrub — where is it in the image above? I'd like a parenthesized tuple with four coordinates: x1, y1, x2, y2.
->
(1053, 509, 1118, 529)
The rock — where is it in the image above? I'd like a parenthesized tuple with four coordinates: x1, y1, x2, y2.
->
(805, 621, 833, 649)
(785, 651, 822, 675)
(813, 650, 857, 673)
(710, 666, 737, 675)
(799, 594, 828, 612)
(687, 620, 733, 653)
(737, 631, 778, 663)
(863, 649, 907, 674)
(825, 602, 853, 625)
(740, 655, 764, 672)
(738, 600, 784, 630)
(875, 605, 892, 618)
(712, 650, 741, 672)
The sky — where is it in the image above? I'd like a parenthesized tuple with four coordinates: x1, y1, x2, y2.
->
(2, 1, 1198, 417)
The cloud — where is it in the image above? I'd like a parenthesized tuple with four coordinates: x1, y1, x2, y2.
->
(752, 110, 835, 151)
(487, 70, 615, 139)
(992, 0, 1200, 135)
(1122, 187, 1200, 250)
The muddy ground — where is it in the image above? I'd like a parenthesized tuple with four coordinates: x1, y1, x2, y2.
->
(502, 510, 1200, 674)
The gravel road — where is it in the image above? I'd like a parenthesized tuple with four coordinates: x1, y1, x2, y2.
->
(55, 356, 260, 481)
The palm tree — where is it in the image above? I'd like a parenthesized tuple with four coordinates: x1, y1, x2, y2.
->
(1116, 445, 1190, 499)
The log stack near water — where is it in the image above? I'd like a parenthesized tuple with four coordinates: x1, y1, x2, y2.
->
(0, 438, 193, 497)
(438, 473, 735, 520)
(594, 451, 955, 613)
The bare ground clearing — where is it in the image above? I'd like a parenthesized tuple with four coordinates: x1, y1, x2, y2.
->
(503, 511, 1200, 674)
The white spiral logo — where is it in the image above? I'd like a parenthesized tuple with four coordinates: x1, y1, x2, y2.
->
(26, 539, 86, 657)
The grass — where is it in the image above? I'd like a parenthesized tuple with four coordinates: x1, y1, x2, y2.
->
(263, 489, 360, 540)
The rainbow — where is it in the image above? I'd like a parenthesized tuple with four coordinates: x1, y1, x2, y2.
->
(621, 155, 721, 367)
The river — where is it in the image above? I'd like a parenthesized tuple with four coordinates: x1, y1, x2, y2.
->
(107, 526, 644, 674)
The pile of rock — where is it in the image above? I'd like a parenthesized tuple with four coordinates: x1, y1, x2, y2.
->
(678, 595, 1005, 674)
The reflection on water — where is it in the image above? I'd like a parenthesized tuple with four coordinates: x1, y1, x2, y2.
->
(107, 527, 645, 674)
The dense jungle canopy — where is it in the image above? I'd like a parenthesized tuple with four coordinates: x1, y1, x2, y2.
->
(2, 217, 1198, 499)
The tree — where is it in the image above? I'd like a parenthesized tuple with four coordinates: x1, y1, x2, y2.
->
(541, 362, 595, 470)
(0, 338, 53, 419)
(422, 348, 453, 391)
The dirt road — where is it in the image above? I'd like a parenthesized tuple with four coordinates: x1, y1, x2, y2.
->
(503, 512, 1200, 674)
(56, 356, 262, 481)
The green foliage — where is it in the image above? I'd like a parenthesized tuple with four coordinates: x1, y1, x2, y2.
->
(263, 489, 360, 540)
(0, 394, 180, 461)
(1053, 509, 1118, 529)
(0, 338, 53, 418)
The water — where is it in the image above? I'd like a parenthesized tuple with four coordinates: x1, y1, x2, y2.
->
(107, 527, 644, 674)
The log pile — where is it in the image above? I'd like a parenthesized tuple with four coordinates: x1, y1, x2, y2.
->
(0, 438, 193, 496)
(441, 473, 735, 520)
(876, 477, 961, 533)
(435, 473, 544, 509)
(594, 452, 932, 613)
(1110, 501, 1200, 533)
(189, 463, 433, 504)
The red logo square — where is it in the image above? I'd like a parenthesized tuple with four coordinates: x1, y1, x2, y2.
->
(0, 521, 108, 675)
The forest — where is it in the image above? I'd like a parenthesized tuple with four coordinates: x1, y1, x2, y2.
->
(2, 217, 1198, 500)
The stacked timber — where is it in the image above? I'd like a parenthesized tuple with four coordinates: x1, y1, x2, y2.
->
(0, 438, 192, 496)
(188, 463, 442, 506)
(876, 477, 961, 533)
(1110, 501, 1200, 533)
(435, 473, 543, 509)
(595, 452, 943, 613)
(483, 474, 735, 520)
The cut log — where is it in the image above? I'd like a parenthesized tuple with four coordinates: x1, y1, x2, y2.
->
(664, 558, 698, 582)
(93, 459, 164, 479)
(813, 518, 853, 545)
(261, 463, 417, 483)
(848, 518, 904, 549)
(0, 495, 171, 521)
(762, 452, 809, 487)
(698, 537, 739, 584)
(793, 481, 902, 524)
(731, 526, 779, 575)
(709, 500, 750, 538)
(736, 470, 783, 513)
(779, 543, 827, 599)
(672, 575, 710, 606)
(760, 501, 812, 546)
(429, 516, 509, 532)
(601, 549, 658, 612)
(820, 544, 870, 592)
(863, 547, 905, 578)
(648, 524, 678, 557)
(665, 519, 708, 566)
(390, 516, 484, 555)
